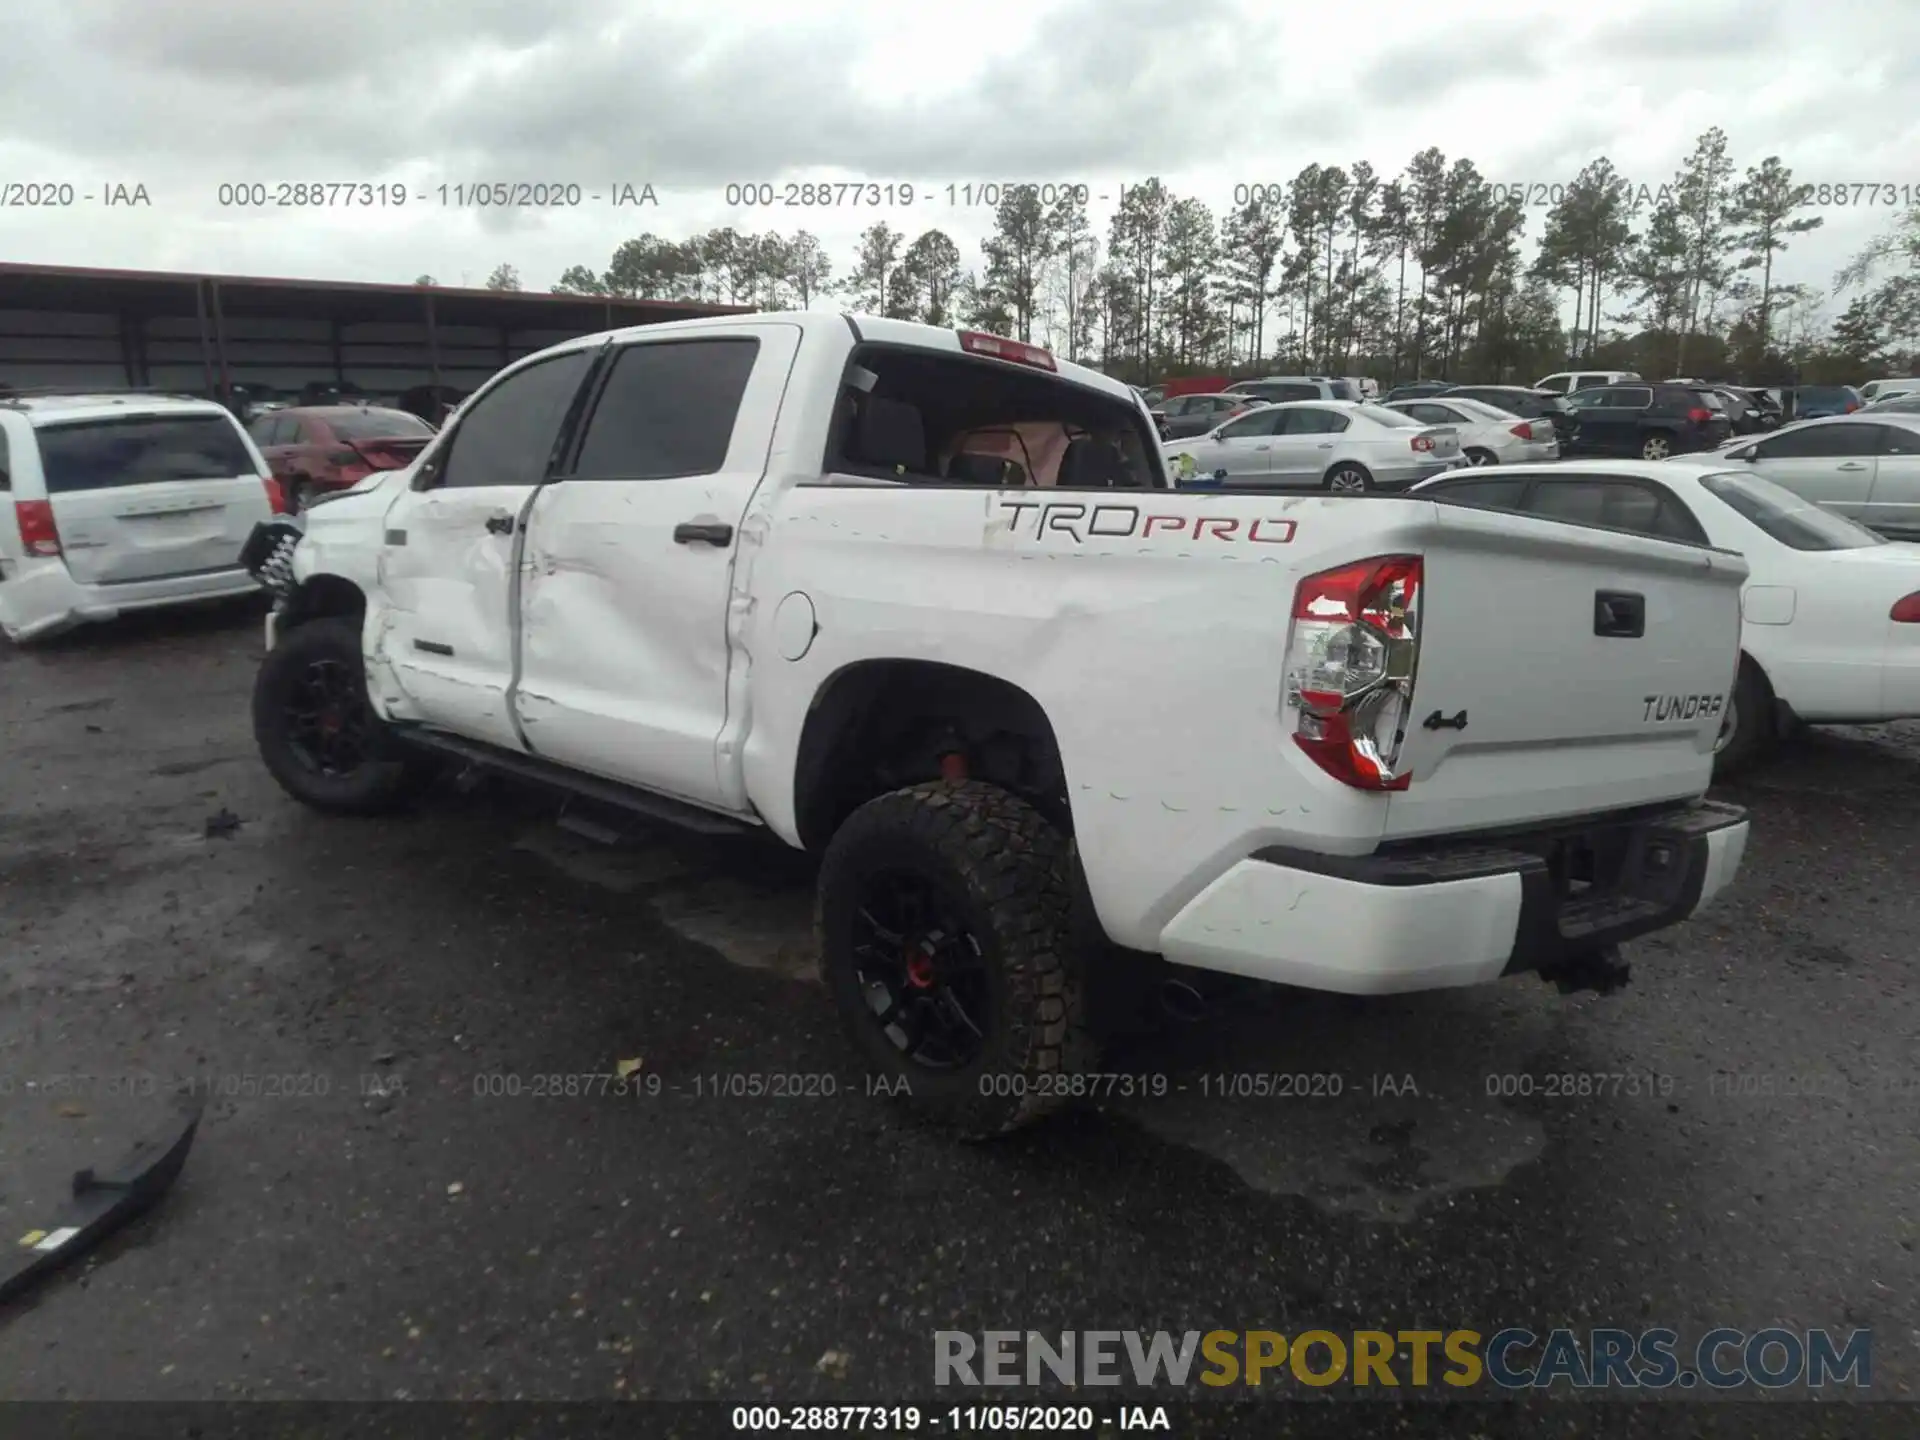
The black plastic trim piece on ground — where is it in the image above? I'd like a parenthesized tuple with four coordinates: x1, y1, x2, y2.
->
(0, 1101, 204, 1309)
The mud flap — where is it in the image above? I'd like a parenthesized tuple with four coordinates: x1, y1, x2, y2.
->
(1, 1101, 204, 1306)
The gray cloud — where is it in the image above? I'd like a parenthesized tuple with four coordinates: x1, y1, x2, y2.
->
(0, 0, 1913, 307)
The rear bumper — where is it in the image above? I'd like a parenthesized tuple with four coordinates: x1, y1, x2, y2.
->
(0, 559, 261, 643)
(1156, 799, 1748, 995)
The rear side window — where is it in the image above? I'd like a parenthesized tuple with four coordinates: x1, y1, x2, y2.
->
(1249, 382, 1317, 403)
(437, 349, 594, 489)
(1355, 404, 1418, 428)
(0, 426, 9, 490)
(571, 339, 760, 480)
(34, 414, 257, 493)
(1612, 387, 1653, 407)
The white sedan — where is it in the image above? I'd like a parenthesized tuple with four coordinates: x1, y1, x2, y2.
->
(1383, 394, 1560, 465)
(1409, 458, 1920, 772)
(1163, 400, 1465, 491)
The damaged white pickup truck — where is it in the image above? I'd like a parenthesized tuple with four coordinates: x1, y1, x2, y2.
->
(242, 312, 1751, 1136)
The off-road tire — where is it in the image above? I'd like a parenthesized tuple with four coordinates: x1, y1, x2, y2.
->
(252, 617, 426, 814)
(1712, 655, 1774, 779)
(816, 780, 1096, 1138)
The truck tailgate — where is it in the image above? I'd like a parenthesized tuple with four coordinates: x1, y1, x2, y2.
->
(1383, 504, 1748, 840)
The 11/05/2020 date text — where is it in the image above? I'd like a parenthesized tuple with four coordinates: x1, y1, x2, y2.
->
(722, 181, 1094, 208)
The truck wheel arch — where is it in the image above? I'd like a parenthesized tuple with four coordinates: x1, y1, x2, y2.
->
(282, 574, 366, 634)
(792, 659, 1070, 853)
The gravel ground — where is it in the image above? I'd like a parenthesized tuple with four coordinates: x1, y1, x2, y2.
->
(1, 599, 1916, 1435)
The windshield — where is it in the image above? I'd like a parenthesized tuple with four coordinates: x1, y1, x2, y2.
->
(1356, 403, 1419, 427)
(1700, 471, 1886, 550)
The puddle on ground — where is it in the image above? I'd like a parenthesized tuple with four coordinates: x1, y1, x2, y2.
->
(1116, 1087, 1546, 1223)
(512, 827, 817, 980)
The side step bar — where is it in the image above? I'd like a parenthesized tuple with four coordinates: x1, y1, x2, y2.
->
(397, 728, 759, 838)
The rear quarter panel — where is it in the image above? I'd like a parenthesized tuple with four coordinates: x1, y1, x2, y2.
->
(739, 485, 1450, 950)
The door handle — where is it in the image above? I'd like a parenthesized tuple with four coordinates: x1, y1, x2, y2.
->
(1594, 590, 1645, 638)
(485, 512, 515, 535)
(1254, 444, 1270, 451)
(674, 521, 733, 546)
(1837, 463, 1868, 471)
(1317, 442, 1333, 449)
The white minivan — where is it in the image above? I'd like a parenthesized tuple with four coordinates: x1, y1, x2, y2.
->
(1861, 378, 1920, 404)
(1535, 369, 1641, 394)
(0, 393, 285, 643)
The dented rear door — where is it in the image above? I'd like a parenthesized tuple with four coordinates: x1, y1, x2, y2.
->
(510, 322, 801, 812)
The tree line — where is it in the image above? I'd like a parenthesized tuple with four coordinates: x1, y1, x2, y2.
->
(442, 130, 1920, 387)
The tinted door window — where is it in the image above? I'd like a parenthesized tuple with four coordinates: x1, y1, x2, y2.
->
(436, 349, 594, 488)
(1757, 423, 1878, 459)
(1162, 397, 1194, 416)
(1282, 407, 1348, 434)
(1522, 478, 1612, 526)
(275, 416, 305, 445)
(1426, 475, 1529, 509)
(0, 428, 10, 490)
(1574, 374, 1611, 391)
(35, 414, 258, 493)
(1872, 424, 1919, 456)
(248, 415, 276, 444)
(1537, 375, 1570, 393)
(1403, 402, 1454, 424)
(1216, 408, 1286, 439)
(570, 339, 760, 480)
(1610, 387, 1653, 408)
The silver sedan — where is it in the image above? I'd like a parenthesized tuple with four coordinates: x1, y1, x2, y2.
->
(1163, 400, 1466, 491)
(1713, 411, 1920, 539)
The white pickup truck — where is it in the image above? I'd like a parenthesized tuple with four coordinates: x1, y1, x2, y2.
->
(241, 312, 1751, 1136)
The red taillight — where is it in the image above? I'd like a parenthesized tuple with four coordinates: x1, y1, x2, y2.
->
(956, 330, 1057, 371)
(1510, 422, 1534, 440)
(1411, 434, 1434, 452)
(1284, 555, 1422, 791)
(14, 499, 61, 557)
(1687, 407, 1712, 424)
(1893, 592, 1920, 623)
(261, 475, 291, 515)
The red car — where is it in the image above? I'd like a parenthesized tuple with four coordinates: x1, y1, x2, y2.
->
(246, 405, 435, 511)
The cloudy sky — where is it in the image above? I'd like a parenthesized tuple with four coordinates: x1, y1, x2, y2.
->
(2, 0, 1916, 322)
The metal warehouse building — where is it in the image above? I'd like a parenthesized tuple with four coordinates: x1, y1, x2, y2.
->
(0, 261, 747, 403)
